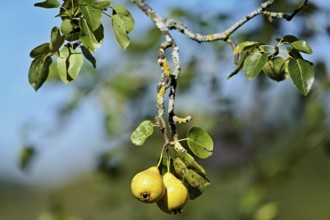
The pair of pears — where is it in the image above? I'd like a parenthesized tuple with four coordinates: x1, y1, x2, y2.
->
(131, 166, 189, 214)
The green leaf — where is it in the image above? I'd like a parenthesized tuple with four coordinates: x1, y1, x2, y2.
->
(233, 41, 259, 55)
(177, 152, 207, 177)
(184, 168, 210, 189)
(173, 158, 210, 200)
(57, 47, 83, 83)
(290, 40, 313, 54)
(79, 0, 111, 10)
(29, 43, 51, 58)
(130, 120, 154, 146)
(34, 0, 60, 8)
(227, 50, 249, 79)
(187, 126, 214, 159)
(80, 4, 102, 31)
(28, 54, 53, 91)
(277, 35, 299, 43)
(80, 18, 102, 52)
(113, 6, 135, 33)
(112, 14, 131, 50)
(243, 52, 268, 80)
(287, 58, 315, 96)
(81, 46, 96, 68)
(173, 157, 188, 177)
(50, 27, 64, 53)
(278, 35, 313, 54)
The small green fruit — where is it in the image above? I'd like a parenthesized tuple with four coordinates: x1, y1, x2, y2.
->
(262, 57, 286, 81)
(131, 166, 165, 203)
(157, 172, 189, 214)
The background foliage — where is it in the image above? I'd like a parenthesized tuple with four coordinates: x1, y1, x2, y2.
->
(1, 0, 330, 219)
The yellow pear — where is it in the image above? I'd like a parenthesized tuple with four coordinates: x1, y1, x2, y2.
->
(157, 172, 189, 214)
(131, 166, 165, 203)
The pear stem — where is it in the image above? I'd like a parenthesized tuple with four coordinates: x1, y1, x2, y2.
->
(156, 145, 165, 168)
(166, 149, 171, 172)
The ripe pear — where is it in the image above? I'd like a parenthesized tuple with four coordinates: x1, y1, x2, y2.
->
(157, 172, 189, 214)
(131, 166, 165, 203)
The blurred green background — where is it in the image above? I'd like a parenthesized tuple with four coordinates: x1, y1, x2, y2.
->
(1, 0, 330, 219)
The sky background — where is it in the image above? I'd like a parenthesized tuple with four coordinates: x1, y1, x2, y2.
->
(0, 0, 329, 189)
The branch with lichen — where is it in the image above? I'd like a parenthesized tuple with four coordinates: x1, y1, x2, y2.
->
(132, 0, 309, 145)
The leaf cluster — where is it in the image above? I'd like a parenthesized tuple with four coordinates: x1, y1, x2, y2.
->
(228, 35, 315, 96)
(130, 120, 214, 200)
(29, 0, 135, 91)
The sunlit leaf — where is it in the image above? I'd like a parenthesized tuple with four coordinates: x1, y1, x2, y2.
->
(50, 26, 64, 53)
(233, 41, 259, 55)
(79, 0, 111, 10)
(113, 5, 135, 33)
(130, 120, 154, 146)
(187, 126, 213, 159)
(34, 0, 60, 8)
(80, 4, 102, 31)
(28, 54, 53, 91)
(184, 168, 210, 189)
(173, 157, 188, 177)
(80, 18, 102, 52)
(290, 40, 313, 54)
(287, 58, 315, 96)
(177, 152, 207, 177)
(112, 14, 130, 49)
(243, 52, 268, 80)
(57, 47, 83, 83)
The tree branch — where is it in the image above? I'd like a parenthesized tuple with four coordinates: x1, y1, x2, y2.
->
(262, 0, 309, 22)
(131, 0, 309, 144)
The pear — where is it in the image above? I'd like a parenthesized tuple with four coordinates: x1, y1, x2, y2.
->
(157, 172, 189, 214)
(131, 166, 165, 203)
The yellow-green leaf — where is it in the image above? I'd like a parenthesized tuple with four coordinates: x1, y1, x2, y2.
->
(130, 120, 154, 146)
(80, 4, 102, 31)
(80, 18, 102, 52)
(113, 5, 135, 33)
(233, 41, 259, 55)
(112, 14, 130, 50)
(57, 47, 83, 83)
